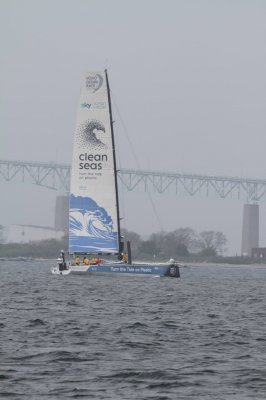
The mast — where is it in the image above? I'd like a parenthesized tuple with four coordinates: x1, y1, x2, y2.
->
(105, 69, 122, 258)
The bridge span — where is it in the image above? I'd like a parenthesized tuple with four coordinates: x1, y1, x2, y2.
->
(1, 159, 266, 202)
(0, 159, 263, 256)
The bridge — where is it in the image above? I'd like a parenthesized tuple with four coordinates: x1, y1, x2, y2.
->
(1, 159, 266, 202)
(0, 159, 263, 255)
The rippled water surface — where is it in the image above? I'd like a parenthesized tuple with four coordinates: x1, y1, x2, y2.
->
(1, 260, 266, 399)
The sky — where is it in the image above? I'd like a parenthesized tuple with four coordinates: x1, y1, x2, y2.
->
(0, 0, 266, 255)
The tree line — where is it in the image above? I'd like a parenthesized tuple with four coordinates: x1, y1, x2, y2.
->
(122, 228, 227, 259)
(0, 224, 227, 259)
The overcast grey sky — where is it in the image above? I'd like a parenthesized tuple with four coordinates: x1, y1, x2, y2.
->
(1, 0, 265, 254)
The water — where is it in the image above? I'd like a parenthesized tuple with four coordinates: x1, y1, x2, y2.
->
(1, 261, 266, 399)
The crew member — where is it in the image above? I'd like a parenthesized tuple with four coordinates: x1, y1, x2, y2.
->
(61, 250, 67, 270)
(58, 258, 64, 271)
(122, 253, 128, 263)
(83, 256, 90, 265)
(75, 255, 80, 265)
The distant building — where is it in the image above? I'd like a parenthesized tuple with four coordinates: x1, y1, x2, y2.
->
(252, 247, 266, 260)
(7, 224, 65, 243)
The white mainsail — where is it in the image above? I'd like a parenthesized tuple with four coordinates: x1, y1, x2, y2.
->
(69, 71, 119, 254)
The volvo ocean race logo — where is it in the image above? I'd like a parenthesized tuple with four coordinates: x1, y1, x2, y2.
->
(85, 73, 103, 93)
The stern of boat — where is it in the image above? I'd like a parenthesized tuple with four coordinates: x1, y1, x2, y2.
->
(166, 260, 180, 278)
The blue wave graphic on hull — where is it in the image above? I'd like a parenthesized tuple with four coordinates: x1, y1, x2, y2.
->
(69, 194, 118, 253)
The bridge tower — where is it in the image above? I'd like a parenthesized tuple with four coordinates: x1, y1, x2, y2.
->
(241, 204, 259, 256)
(54, 195, 69, 233)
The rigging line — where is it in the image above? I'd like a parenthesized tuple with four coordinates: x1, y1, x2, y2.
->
(111, 90, 164, 232)
(116, 156, 129, 238)
(109, 96, 129, 238)
(119, 185, 129, 243)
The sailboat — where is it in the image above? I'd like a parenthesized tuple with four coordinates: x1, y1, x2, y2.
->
(53, 70, 180, 278)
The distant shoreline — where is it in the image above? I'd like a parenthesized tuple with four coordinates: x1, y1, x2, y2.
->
(0, 256, 266, 267)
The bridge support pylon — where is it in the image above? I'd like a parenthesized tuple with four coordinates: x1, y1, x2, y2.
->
(241, 204, 259, 256)
(55, 195, 69, 233)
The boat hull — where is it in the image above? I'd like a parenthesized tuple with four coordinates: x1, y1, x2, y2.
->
(51, 266, 72, 275)
(70, 263, 180, 278)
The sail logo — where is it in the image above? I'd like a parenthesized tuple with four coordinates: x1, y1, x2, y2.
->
(81, 102, 106, 110)
(79, 153, 108, 170)
(69, 194, 118, 253)
(86, 74, 103, 93)
(81, 102, 91, 109)
(77, 119, 107, 149)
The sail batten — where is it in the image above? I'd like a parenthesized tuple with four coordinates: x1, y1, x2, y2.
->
(69, 71, 119, 255)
